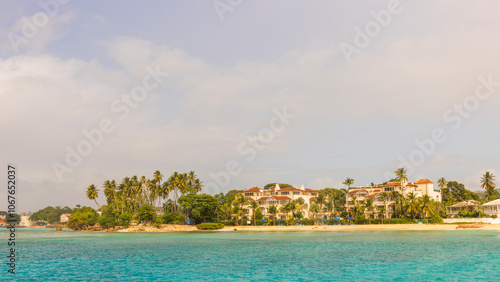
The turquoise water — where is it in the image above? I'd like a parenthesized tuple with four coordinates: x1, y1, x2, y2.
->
(3, 228, 500, 281)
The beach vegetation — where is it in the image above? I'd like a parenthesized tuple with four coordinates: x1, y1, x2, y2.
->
(178, 194, 219, 223)
(68, 206, 98, 230)
(29, 206, 74, 224)
(196, 223, 224, 230)
(481, 172, 499, 201)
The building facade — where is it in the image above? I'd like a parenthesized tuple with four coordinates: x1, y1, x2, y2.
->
(346, 179, 442, 219)
(241, 184, 319, 219)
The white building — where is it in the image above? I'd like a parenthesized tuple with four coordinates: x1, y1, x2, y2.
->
(19, 212, 32, 227)
(481, 199, 500, 217)
(242, 184, 319, 219)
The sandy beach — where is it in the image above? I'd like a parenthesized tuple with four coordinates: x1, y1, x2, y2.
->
(119, 223, 500, 232)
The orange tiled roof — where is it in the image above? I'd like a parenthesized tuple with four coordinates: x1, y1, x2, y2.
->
(348, 189, 359, 194)
(366, 193, 379, 198)
(257, 197, 269, 201)
(273, 196, 292, 200)
(416, 179, 433, 184)
(243, 187, 261, 193)
(309, 197, 315, 201)
(305, 188, 319, 193)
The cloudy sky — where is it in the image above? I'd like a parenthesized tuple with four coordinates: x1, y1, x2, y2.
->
(1, 1, 500, 212)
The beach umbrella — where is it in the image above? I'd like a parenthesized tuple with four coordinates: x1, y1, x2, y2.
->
(277, 219, 283, 221)
(295, 218, 302, 221)
(334, 218, 341, 221)
(321, 218, 327, 221)
(261, 219, 266, 221)
(348, 218, 354, 221)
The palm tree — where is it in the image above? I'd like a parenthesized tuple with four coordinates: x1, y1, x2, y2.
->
(234, 193, 249, 225)
(481, 172, 497, 201)
(419, 195, 436, 222)
(268, 204, 278, 226)
(395, 168, 408, 193)
(364, 198, 374, 224)
(103, 180, 115, 205)
(379, 192, 388, 219)
(316, 194, 326, 219)
(250, 200, 259, 226)
(343, 178, 354, 190)
(86, 184, 100, 209)
(390, 191, 401, 218)
(404, 192, 419, 220)
(324, 201, 334, 219)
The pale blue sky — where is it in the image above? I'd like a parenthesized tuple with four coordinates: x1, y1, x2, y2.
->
(1, 1, 499, 211)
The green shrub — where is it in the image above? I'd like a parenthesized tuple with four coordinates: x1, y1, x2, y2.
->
(136, 205, 156, 223)
(162, 212, 184, 224)
(196, 223, 224, 230)
(218, 220, 236, 226)
(492, 215, 498, 219)
(428, 215, 444, 224)
(119, 212, 132, 227)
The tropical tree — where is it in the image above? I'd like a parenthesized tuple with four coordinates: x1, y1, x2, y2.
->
(364, 198, 374, 224)
(481, 171, 498, 201)
(390, 191, 401, 218)
(343, 178, 354, 190)
(419, 195, 436, 221)
(268, 204, 278, 226)
(316, 194, 326, 219)
(395, 168, 408, 193)
(86, 184, 100, 209)
(250, 200, 259, 226)
(234, 193, 249, 225)
(378, 192, 388, 219)
(404, 192, 419, 220)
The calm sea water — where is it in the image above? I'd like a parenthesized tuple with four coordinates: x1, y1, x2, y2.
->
(3, 228, 500, 281)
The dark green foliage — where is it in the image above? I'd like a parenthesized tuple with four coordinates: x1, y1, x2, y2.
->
(428, 215, 444, 224)
(68, 207, 98, 230)
(353, 218, 415, 225)
(119, 212, 132, 226)
(457, 210, 486, 218)
(29, 206, 74, 224)
(263, 183, 293, 189)
(178, 194, 219, 223)
(218, 220, 236, 226)
(137, 205, 156, 223)
(0, 211, 20, 224)
(442, 181, 481, 204)
(196, 223, 224, 230)
(162, 212, 184, 224)
(255, 209, 263, 221)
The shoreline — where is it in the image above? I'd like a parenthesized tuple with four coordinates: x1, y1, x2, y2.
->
(116, 223, 500, 232)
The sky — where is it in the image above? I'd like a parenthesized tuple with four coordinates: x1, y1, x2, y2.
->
(1, 0, 500, 212)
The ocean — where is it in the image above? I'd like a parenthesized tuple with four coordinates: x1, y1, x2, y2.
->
(3, 228, 500, 281)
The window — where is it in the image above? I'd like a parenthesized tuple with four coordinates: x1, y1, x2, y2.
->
(384, 187, 394, 192)
(245, 193, 253, 196)
(281, 192, 289, 195)
(293, 192, 300, 195)
(311, 193, 317, 196)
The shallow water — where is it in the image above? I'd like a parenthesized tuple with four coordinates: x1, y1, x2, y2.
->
(3, 228, 500, 281)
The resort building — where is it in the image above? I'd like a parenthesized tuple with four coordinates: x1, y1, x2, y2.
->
(346, 179, 442, 219)
(241, 184, 319, 219)
(481, 199, 500, 217)
(19, 212, 33, 227)
(0, 215, 5, 226)
(446, 201, 480, 217)
(60, 213, 72, 224)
